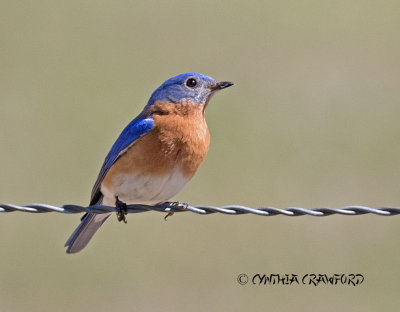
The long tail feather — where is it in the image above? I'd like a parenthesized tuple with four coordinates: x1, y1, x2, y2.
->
(65, 212, 111, 254)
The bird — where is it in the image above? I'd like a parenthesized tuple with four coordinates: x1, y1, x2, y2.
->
(65, 72, 233, 253)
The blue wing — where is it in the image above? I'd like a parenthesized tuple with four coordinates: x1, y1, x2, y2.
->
(90, 114, 155, 205)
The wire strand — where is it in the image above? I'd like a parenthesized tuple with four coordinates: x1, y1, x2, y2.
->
(1, 203, 400, 216)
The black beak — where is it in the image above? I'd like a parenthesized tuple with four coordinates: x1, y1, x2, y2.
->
(211, 81, 234, 91)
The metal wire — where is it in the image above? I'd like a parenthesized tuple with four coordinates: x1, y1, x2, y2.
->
(1, 202, 400, 216)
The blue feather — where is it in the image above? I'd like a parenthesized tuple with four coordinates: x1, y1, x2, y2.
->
(90, 114, 154, 204)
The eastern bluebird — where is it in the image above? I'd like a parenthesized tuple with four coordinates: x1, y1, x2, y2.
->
(65, 72, 233, 253)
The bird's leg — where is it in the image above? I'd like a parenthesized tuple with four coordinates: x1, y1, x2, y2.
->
(115, 196, 128, 224)
(164, 201, 188, 220)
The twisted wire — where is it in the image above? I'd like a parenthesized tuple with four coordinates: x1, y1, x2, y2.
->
(1, 203, 400, 216)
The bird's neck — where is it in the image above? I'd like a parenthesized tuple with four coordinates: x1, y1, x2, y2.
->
(146, 100, 205, 117)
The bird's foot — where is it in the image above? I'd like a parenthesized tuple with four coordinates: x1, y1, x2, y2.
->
(115, 196, 128, 224)
(164, 201, 188, 221)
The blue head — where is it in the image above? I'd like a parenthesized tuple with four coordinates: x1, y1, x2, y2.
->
(147, 72, 233, 107)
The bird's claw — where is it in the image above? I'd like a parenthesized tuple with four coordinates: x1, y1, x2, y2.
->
(164, 201, 188, 220)
(115, 196, 128, 224)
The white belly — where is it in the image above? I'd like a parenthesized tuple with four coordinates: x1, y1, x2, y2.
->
(100, 167, 190, 206)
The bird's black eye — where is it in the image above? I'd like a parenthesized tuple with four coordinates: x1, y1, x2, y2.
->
(186, 78, 197, 88)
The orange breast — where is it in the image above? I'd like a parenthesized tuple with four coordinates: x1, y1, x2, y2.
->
(102, 100, 210, 190)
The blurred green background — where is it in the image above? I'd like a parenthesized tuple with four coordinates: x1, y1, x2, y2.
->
(1, 0, 400, 311)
